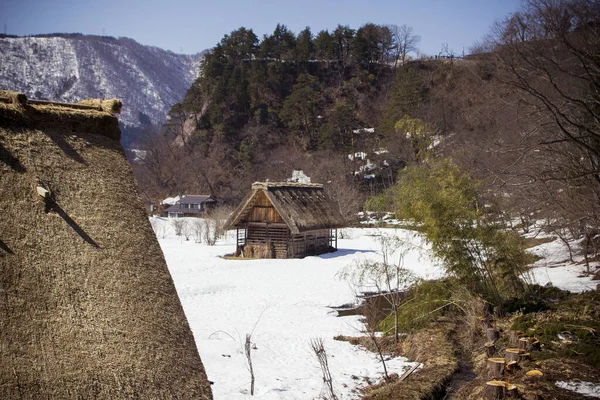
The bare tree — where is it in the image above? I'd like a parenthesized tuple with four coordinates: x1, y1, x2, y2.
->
(191, 218, 204, 243)
(245, 334, 255, 396)
(171, 218, 186, 237)
(341, 234, 418, 342)
(476, 0, 600, 246)
(363, 301, 390, 381)
(310, 338, 338, 400)
(202, 206, 233, 246)
(389, 24, 421, 67)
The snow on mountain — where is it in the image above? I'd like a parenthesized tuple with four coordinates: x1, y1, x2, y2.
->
(0, 34, 203, 127)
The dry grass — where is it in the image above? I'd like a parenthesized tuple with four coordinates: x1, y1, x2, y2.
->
(77, 98, 123, 114)
(337, 325, 458, 400)
(0, 97, 213, 399)
(245, 243, 273, 258)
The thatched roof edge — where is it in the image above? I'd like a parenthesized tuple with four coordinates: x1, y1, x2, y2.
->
(224, 182, 347, 233)
(0, 91, 122, 141)
(223, 189, 257, 230)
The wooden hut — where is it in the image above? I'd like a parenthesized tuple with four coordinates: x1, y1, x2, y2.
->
(0, 92, 212, 399)
(224, 182, 346, 258)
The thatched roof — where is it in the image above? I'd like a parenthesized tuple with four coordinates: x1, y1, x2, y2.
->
(224, 181, 347, 234)
(0, 92, 212, 399)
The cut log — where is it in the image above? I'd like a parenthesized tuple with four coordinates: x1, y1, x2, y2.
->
(487, 328, 500, 342)
(504, 348, 525, 363)
(484, 380, 507, 399)
(486, 358, 506, 379)
(485, 341, 497, 357)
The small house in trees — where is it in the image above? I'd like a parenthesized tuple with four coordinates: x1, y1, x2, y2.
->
(224, 182, 346, 259)
(164, 195, 215, 218)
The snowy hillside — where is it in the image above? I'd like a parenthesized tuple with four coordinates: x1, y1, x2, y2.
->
(0, 34, 203, 127)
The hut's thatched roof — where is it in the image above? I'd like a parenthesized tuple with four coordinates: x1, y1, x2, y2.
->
(0, 92, 212, 399)
(224, 181, 347, 234)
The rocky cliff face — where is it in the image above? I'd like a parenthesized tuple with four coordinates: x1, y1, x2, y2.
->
(0, 34, 203, 128)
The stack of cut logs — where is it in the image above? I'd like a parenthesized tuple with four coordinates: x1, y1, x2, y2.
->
(481, 318, 542, 399)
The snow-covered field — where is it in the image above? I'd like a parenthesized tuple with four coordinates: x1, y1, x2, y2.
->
(152, 217, 599, 399)
(155, 220, 440, 399)
(526, 233, 599, 293)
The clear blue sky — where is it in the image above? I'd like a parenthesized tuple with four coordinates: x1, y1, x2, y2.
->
(2, 0, 521, 55)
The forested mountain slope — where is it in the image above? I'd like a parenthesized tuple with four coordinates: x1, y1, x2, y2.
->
(132, 5, 598, 240)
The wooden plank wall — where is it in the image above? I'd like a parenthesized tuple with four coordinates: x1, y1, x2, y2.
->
(246, 224, 289, 258)
(289, 229, 330, 258)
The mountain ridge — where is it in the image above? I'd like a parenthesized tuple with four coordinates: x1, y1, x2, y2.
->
(0, 33, 204, 130)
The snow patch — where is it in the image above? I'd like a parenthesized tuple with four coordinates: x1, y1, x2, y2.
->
(556, 381, 600, 398)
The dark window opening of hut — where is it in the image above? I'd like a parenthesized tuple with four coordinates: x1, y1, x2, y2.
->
(224, 182, 346, 259)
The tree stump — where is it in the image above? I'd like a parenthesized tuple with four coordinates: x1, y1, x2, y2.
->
(518, 352, 531, 362)
(505, 383, 519, 398)
(526, 369, 543, 378)
(505, 348, 524, 363)
(518, 337, 529, 350)
(485, 341, 497, 357)
(506, 360, 520, 374)
(486, 358, 506, 379)
(528, 338, 541, 352)
(487, 328, 500, 342)
(484, 380, 507, 399)
(508, 330, 523, 346)
(519, 337, 541, 352)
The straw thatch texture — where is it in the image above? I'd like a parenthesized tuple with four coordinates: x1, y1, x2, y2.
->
(0, 92, 121, 142)
(78, 98, 123, 114)
(0, 94, 212, 399)
(224, 182, 346, 234)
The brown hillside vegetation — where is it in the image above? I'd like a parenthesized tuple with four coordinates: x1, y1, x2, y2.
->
(0, 93, 212, 399)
